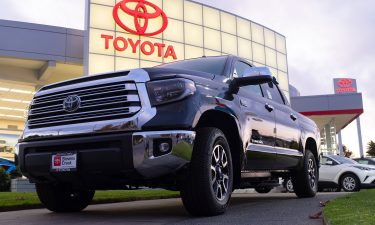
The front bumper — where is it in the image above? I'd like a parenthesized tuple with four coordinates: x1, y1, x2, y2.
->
(361, 173, 375, 189)
(17, 130, 195, 186)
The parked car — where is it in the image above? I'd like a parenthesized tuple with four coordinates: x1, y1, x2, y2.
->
(16, 56, 320, 216)
(0, 157, 16, 174)
(353, 157, 375, 166)
(319, 155, 375, 192)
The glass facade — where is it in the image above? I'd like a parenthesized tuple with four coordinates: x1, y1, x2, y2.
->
(88, 0, 290, 96)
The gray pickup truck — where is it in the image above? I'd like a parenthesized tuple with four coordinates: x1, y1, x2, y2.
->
(16, 56, 320, 216)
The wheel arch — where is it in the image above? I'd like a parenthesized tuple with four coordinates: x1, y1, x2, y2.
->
(338, 172, 360, 188)
(305, 138, 318, 162)
(195, 109, 243, 188)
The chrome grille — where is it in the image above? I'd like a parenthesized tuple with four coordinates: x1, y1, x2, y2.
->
(28, 81, 141, 129)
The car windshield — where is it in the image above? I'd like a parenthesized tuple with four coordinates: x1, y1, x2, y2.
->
(156, 56, 228, 75)
(329, 155, 358, 164)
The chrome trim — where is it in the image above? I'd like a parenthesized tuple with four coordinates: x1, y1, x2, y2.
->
(34, 83, 137, 101)
(247, 144, 303, 157)
(132, 130, 196, 178)
(274, 146, 303, 157)
(22, 69, 157, 140)
(247, 144, 275, 154)
(29, 106, 141, 124)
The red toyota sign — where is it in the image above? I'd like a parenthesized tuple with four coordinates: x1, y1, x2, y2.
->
(100, 0, 177, 60)
(333, 78, 357, 94)
(113, 0, 168, 36)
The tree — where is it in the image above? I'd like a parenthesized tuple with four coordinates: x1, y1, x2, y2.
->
(366, 141, 375, 157)
(342, 145, 353, 158)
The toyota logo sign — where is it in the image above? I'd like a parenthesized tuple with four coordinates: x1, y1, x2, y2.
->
(113, 0, 168, 36)
(63, 95, 81, 112)
(338, 78, 353, 88)
(333, 78, 357, 94)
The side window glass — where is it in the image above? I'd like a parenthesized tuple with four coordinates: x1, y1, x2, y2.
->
(233, 61, 263, 97)
(260, 83, 285, 105)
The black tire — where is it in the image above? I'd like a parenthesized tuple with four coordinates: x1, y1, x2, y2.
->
(255, 187, 272, 194)
(285, 178, 294, 193)
(36, 183, 95, 212)
(291, 150, 318, 198)
(340, 174, 360, 192)
(181, 127, 233, 216)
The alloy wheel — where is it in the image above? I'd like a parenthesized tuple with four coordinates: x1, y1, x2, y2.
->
(211, 144, 230, 201)
(307, 159, 317, 190)
(343, 177, 356, 191)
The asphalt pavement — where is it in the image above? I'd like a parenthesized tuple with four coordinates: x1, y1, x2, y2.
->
(0, 192, 346, 225)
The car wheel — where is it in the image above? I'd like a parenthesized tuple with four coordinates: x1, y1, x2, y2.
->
(285, 178, 294, 193)
(181, 127, 233, 216)
(36, 183, 95, 212)
(255, 187, 272, 194)
(340, 174, 360, 192)
(291, 150, 318, 198)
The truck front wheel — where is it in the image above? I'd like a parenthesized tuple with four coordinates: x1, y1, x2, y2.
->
(181, 127, 233, 216)
(36, 183, 95, 212)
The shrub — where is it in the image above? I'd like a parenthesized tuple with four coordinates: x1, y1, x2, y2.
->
(0, 168, 11, 192)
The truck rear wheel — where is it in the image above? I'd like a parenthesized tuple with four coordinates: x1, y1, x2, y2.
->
(181, 127, 233, 216)
(291, 150, 318, 198)
(36, 183, 95, 212)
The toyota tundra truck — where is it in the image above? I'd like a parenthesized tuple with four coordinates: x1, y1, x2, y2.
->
(16, 55, 320, 216)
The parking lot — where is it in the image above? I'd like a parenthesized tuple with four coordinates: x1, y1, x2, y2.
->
(0, 192, 346, 225)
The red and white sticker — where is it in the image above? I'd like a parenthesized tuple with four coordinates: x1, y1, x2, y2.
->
(51, 153, 77, 172)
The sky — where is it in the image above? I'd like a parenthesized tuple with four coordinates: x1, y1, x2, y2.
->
(0, 0, 374, 157)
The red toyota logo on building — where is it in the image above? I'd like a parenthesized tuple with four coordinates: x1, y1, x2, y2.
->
(113, 0, 168, 36)
(338, 78, 353, 88)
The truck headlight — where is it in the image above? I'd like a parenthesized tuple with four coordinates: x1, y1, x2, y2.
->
(146, 78, 196, 106)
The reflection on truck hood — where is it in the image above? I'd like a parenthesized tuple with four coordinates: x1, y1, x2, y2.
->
(144, 68, 215, 81)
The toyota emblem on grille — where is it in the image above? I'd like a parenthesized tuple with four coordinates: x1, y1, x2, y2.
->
(63, 95, 81, 112)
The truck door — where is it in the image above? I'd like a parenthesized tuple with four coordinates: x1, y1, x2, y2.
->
(260, 82, 303, 169)
(232, 61, 276, 170)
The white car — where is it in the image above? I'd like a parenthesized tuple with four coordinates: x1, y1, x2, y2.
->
(319, 155, 375, 192)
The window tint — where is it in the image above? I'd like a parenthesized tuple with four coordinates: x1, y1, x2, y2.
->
(260, 82, 285, 105)
(321, 156, 335, 166)
(157, 56, 228, 75)
(233, 61, 263, 97)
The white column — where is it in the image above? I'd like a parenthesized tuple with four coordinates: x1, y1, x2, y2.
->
(356, 117, 364, 157)
(83, 0, 91, 76)
(338, 130, 343, 156)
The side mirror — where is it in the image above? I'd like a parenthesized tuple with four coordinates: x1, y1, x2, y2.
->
(228, 75, 272, 94)
(243, 67, 272, 77)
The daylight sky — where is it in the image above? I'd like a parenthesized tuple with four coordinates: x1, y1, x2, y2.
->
(0, 0, 374, 156)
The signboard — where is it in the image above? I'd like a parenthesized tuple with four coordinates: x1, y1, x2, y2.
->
(333, 78, 357, 94)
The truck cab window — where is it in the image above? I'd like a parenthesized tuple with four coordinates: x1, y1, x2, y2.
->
(261, 82, 285, 105)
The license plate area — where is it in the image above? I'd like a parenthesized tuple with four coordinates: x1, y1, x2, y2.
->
(51, 152, 77, 172)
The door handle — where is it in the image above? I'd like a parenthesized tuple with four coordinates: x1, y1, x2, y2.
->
(290, 113, 297, 121)
(265, 103, 274, 112)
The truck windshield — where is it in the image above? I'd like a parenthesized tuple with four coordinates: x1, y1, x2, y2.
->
(157, 56, 228, 76)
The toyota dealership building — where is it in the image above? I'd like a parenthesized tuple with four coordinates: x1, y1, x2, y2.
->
(0, 0, 364, 160)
